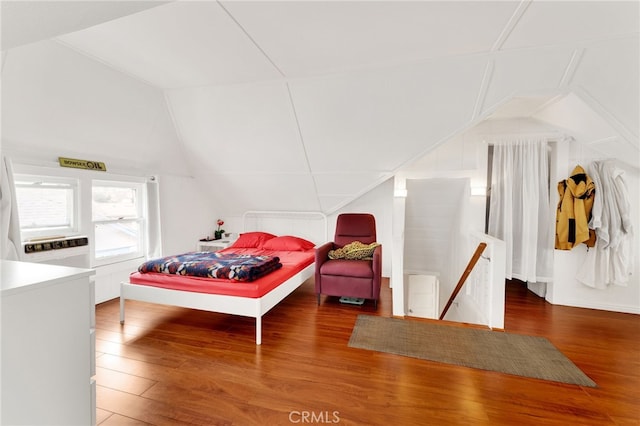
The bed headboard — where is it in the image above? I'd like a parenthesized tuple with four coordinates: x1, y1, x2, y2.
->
(242, 211, 328, 245)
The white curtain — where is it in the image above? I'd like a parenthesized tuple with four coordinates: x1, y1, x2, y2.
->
(488, 139, 553, 282)
(1, 156, 21, 260)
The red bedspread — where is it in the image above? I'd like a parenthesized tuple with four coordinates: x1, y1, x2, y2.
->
(129, 248, 314, 298)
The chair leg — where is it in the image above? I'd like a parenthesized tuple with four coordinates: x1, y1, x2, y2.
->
(374, 299, 378, 309)
(317, 293, 321, 306)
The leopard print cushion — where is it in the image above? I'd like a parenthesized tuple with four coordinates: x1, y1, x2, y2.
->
(328, 241, 380, 260)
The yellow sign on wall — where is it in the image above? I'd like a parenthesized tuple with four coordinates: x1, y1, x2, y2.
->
(58, 157, 107, 172)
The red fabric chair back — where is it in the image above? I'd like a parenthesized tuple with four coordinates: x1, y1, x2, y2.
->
(334, 213, 377, 247)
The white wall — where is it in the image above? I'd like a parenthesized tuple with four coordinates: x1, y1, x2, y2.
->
(392, 131, 488, 316)
(158, 175, 219, 256)
(547, 140, 640, 313)
(0, 40, 225, 302)
(0, 39, 222, 259)
(403, 177, 471, 276)
(3, 159, 150, 303)
(401, 118, 639, 315)
(328, 178, 394, 277)
(2, 38, 636, 311)
(1, 41, 191, 177)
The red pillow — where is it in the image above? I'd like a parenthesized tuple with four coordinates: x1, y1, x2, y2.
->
(230, 232, 277, 249)
(262, 235, 315, 251)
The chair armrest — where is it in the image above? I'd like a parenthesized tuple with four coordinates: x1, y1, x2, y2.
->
(372, 244, 382, 268)
(372, 244, 382, 300)
(315, 242, 334, 267)
(315, 242, 335, 294)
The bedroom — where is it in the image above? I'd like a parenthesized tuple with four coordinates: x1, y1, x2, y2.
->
(1, 1, 638, 425)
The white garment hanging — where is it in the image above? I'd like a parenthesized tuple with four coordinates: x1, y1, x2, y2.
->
(577, 160, 633, 288)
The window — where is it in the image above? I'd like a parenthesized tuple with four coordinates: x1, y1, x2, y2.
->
(15, 175, 78, 239)
(92, 180, 145, 263)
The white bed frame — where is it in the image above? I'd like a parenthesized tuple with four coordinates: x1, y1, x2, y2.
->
(120, 211, 326, 345)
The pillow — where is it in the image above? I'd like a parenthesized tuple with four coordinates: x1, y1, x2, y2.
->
(329, 241, 380, 260)
(230, 232, 277, 249)
(262, 235, 315, 251)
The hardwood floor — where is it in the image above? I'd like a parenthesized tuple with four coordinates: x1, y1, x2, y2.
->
(95, 279, 640, 425)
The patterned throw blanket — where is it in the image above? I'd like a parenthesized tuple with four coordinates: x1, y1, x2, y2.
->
(138, 252, 282, 282)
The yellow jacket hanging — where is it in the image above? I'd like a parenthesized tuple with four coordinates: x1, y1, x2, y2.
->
(555, 165, 596, 250)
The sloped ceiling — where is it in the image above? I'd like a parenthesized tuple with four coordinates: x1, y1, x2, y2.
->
(1, 1, 638, 215)
(0, 1, 170, 51)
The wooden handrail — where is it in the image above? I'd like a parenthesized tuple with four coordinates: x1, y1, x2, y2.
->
(439, 242, 487, 320)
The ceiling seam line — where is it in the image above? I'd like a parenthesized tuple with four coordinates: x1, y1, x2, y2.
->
(324, 175, 393, 216)
(162, 91, 198, 179)
(527, 94, 567, 118)
(491, 0, 532, 52)
(572, 87, 639, 141)
(472, 58, 494, 120)
(558, 48, 584, 88)
(285, 82, 322, 210)
(53, 39, 160, 89)
(216, 1, 286, 78)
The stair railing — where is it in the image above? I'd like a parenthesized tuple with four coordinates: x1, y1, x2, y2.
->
(439, 242, 487, 320)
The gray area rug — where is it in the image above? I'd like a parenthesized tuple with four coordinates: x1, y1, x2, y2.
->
(348, 315, 596, 387)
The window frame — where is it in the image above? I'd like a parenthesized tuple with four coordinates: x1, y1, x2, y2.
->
(14, 174, 80, 240)
(91, 179, 146, 267)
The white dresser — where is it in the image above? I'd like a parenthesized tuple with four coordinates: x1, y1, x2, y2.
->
(1, 260, 96, 426)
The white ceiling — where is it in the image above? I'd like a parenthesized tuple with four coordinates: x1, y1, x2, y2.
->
(0, 1, 169, 51)
(1, 1, 638, 214)
(48, 1, 522, 88)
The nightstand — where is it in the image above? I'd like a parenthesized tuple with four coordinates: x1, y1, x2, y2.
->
(197, 239, 234, 252)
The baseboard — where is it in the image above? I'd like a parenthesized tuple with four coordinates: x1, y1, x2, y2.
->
(547, 298, 640, 315)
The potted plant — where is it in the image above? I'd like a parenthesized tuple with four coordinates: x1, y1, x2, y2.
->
(214, 219, 225, 240)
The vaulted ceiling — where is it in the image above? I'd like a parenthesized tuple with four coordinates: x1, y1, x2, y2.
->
(1, 1, 638, 215)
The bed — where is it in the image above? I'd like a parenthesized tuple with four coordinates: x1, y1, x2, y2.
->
(120, 211, 327, 345)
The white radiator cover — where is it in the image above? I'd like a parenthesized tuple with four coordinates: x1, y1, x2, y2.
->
(20, 236, 90, 269)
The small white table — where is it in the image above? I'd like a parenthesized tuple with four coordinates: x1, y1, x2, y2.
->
(197, 238, 235, 252)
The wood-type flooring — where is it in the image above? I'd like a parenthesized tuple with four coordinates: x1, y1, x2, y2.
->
(95, 279, 640, 425)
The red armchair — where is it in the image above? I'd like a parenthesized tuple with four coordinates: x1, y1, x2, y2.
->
(315, 213, 382, 308)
